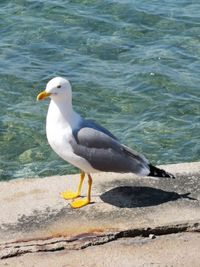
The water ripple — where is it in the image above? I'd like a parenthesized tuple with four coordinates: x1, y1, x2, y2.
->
(0, 0, 200, 180)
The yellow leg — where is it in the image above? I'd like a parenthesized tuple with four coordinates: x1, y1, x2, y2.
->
(71, 174, 93, 209)
(60, 171, 85, 200)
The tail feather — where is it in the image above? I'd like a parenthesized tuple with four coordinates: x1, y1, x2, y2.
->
(148, 164, 175, 179)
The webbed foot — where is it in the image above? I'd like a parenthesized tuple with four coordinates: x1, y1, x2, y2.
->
(70, 197, 90, 209)
(60, 191, 80, 200)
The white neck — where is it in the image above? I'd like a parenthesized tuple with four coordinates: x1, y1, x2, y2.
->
(46, 98, 81, 130)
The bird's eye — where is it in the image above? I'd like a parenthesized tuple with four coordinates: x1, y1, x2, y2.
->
(57, 85, 61, 89)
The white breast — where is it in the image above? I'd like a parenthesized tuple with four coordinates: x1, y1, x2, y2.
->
(46, 101, 97, 173)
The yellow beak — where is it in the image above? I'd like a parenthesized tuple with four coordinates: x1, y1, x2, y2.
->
(37, 90, 51, 101)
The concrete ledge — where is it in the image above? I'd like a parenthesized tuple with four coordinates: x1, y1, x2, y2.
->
(0, 161, 200, 265)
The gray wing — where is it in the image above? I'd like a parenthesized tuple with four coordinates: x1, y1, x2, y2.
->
(75, 119, 118, 141)
(70, 121, 150, 175)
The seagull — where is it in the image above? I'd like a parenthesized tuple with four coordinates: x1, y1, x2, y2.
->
(37, 77, 175, 208)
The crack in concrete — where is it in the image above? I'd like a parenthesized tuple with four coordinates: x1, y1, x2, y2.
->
(1, 221, 199, 260)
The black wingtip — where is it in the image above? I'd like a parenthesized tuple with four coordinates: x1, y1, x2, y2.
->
(148, 164, 175, 179)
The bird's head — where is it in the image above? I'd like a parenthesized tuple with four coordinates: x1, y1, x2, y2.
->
(37, 77, 72, 102)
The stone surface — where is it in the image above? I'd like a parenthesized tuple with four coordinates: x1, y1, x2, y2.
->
(1, 232, 200, 267)
(0, 161, 200, 265)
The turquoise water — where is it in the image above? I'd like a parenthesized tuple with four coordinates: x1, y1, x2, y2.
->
(0, 0, 200, 180)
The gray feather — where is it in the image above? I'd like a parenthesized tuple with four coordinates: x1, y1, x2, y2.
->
(73, 119, 118, 142)
(70, 120, 150, 175)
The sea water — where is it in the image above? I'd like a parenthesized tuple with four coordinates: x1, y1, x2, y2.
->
(0, 0, 200, 180)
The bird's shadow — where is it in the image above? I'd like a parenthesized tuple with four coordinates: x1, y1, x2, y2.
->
(100, 186, 196, 208)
